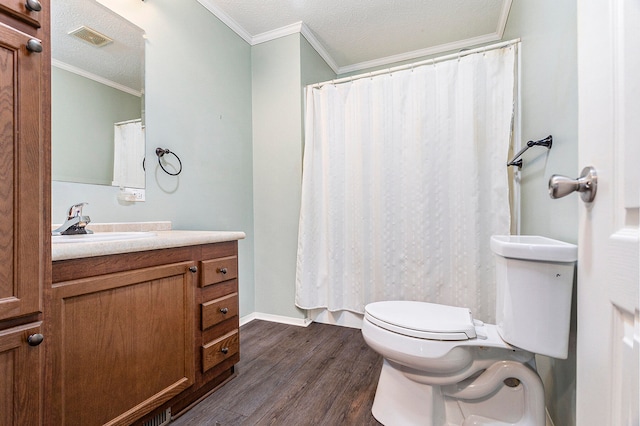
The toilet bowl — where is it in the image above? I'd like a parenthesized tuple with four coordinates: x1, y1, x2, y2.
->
(362, 235, 577, 426)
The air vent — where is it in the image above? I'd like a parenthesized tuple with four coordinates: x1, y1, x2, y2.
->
(142, 408, 171, 426)
(68, 26, 113, 47)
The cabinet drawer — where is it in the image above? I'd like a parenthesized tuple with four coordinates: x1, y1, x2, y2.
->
(0, 0, 43, 28)
(202, 293, 238, 330)
(200, 256, 237, 287)
(202, 330, 238, 373)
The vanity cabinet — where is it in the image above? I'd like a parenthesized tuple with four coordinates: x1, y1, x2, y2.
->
(0, 0, 50, 424)
(50, 240, 240, 425)
(139, 242, 241, 422)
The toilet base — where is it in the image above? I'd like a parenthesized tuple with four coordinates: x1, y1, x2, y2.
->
(372, 359, 446, 426)
(371, 359, 545, 426)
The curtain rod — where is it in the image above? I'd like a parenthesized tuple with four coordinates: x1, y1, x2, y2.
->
(309, 38, 521, 89)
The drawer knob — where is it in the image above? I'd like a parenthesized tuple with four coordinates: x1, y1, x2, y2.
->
(220, 307, 229, 314)
(189, 266, 197, 273)
(221, 347, 229, 354)
(26, 39, 42, 53)
(25, 0, 42, 12)
(217, 267, 228, 275)
(27, 333, 44, 346)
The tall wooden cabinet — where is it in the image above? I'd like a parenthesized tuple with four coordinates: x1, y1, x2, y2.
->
(0, 1, 50, 425)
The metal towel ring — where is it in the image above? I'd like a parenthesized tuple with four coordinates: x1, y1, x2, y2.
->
(155, 147, 182, 176)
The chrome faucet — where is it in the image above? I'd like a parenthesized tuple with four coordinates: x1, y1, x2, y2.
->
(52, 202, 93, 236)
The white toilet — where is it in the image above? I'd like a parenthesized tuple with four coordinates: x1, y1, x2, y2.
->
(361, 235, 577, 426)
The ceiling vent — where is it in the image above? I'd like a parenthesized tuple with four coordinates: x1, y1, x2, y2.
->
(68, 26, 113, 47)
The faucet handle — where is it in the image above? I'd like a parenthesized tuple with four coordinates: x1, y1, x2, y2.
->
(67, 202, 88, 219)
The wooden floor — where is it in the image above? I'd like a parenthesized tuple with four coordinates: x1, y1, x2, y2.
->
(171, 320, 383, 425)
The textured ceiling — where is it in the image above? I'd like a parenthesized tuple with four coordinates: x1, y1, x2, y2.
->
(198, 0, 513, 73)
(51, 0, 512, 90)
(51, 0, 144, 94)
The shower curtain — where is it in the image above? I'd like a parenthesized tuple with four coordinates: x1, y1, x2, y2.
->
(296, 46, 516, 323)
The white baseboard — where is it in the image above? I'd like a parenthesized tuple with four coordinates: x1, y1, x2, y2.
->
(240, 312, 312, 327)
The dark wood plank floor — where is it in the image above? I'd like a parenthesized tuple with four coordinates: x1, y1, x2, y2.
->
(171, 320, 383, 425)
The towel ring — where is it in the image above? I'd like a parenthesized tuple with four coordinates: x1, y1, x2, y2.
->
(155, 147, 182, 176)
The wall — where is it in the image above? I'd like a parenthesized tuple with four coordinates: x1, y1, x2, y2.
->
(502, 1, 578, 425)
(51, 0, 256, 317)
(52, 66, 140, 185)
(251, 34, 335, 320)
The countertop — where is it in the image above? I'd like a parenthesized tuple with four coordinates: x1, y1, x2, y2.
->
(51, 222, 245, 261)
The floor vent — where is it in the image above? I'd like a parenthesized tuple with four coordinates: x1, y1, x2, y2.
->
(142, 408, 171, 426)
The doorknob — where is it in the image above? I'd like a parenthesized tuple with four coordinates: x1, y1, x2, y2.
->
(548, 166, 597, 203)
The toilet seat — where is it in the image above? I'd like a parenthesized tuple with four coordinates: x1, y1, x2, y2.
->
(364, 301, 477, 341)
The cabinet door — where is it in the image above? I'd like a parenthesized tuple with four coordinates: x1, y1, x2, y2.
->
(0, 322, 43, 425)
(49, 262, 195, 426)
(0, 21, 44, 321)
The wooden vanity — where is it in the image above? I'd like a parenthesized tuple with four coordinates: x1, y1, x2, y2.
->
(49, 230, 243, 425)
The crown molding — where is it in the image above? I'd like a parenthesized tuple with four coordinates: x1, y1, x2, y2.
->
(196, 0, 513, 77)
(52, 59, 142, 97)
(299, 23, 340, 73)
(336, 32, 503, 75)
(252, 22, 339, 73)
(252, 21, 302, 45)
(196, 0, 252, 44)
(496, 0, 513, 39)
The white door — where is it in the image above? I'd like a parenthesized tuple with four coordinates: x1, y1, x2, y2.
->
(576, 0, 639, 425)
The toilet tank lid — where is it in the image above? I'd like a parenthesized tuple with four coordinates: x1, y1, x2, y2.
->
(490, 235, 577, 262)
(364, 301, 477, 340)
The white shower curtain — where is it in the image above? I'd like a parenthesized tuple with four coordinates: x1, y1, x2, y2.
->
(296, 46, 515, 323)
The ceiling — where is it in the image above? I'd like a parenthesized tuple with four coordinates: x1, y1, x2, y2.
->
(51, 0, 513, 91)
(51, 0, 145, 94)
(197, 0, 513, 74)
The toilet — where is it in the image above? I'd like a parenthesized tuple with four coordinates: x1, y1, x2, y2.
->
(361, 235, 577, 426)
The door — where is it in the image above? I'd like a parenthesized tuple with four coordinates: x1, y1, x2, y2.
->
(577, 0, 639, 425)
(0, 21, 44, 321)
(49, 262, 195, 425)
(0, 322, 44, 425)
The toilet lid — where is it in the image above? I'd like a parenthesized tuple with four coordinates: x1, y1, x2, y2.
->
(364, 301, 477, 340)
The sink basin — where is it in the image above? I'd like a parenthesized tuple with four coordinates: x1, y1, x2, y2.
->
(52, 231, 156, 244)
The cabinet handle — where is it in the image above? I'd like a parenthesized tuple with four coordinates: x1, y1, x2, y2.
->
(221, 347, 229, 354)
(26, 39, 42, 53)
(27, 333, 44, 346)
(189, 266, 197, 273)
(217, 267, 227, 275)
(25, 0, 42, 12)
(220, 307, 229, 314)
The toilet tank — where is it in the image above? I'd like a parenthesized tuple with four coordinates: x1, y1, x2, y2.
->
(491, 235, 577, 359)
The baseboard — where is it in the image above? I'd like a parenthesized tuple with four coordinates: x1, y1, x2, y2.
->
(240, 312, 312, 327)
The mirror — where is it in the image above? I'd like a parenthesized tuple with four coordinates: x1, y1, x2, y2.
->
(51, 0, 145, 188)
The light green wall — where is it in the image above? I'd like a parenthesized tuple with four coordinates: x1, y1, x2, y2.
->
(51, 67, 140, 185)
(503, 2, 578, 426)
(503, 2, 578, 244)
(251, 34, 335, 319)
(51, 0, 256, 317)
